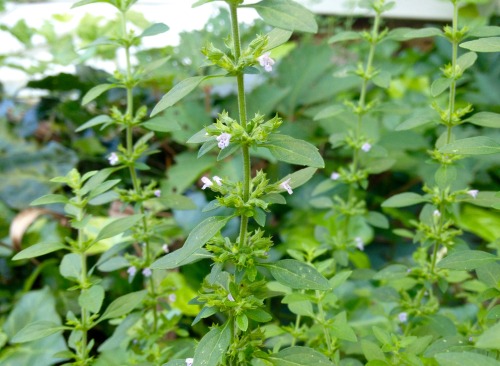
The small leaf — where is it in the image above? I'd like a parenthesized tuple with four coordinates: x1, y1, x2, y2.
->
(372, 70, 391, 89)
(265, 28, 293, 51)
(314, 105, 344, 121)
(435, 351, 500, 366)
(151, 75, 223, 117)
(278, 167, 318, 191)
(466, 112, 500, 128)
(268, 346, 335, 365)
(94, 214, 143, 243)
(99, 290, 147, 322)
(193, 321, 231, 366)
(30, 194, 68, 206)
(264, 134, 324, 168)
(468, 25, 500, 38)
(457, 52, 477, 72)
(246, 308, 273, 322)
(439, 136, 500, 155)
(79, 285, 105, 314)
(11, 321, 66, 343)
(329, 31, 362, 44)
(236, 314, 249, 332)
(475, 321, 500, 350)
(460, 37, 500, 52)
(151, 216, 229, 269)
(400, 27, 444, 40)
(365, 211, 389, 229)
(395, 110, 435, 131)
(382, 192, 429, 208)
(60, 253, 81, 281)
(82, 84, 116, 106)
(13, 242, 66, 261)
(141, 115, 180, 132)
(139, 23, 169, 38)
(431, 78, 453, 97)
(437, 250, 498, 271)
(263, 259, 330, 290)
(158, 194, 197, 210)
(76, 115, 113, 132)
(245, 0, 318, 33)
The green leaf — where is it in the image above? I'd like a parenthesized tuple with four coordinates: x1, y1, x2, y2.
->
(475, 321, 500, 350)
(468, 25, 500, 38)
(193, 321, 231, 366)
(265, 28, 293, 51)
(329, 270, 352, 289)
(141, 115, 180, 132)
(151, 216, 229, 269)
(158, 193, 197, 210)
(268, 346, 335, 365)
(466, 112, 500, 128)
(82, 84, 116, 106)
(329, 31, 362, 44)
(399, 27, 444, 40)
(246, 308, 273, 323)
(460, 37, 500, 52)
(13, 242, 66, 261)
(372, 71, 391, 89)
(236, 314, 249, 332)
(151, 75, 222, 117)
(314, 105, 344, 121)
(30, 194, 68, 206)
(76, 115, 114, 132)
(457, 52, 477, 72)
(246, 0, 318, 33)
(395, 109, 435, 131)
(382, 192, 429, 208)
(264, 134, 324, 168)
(94, 214, 143, 243)
(60, 253, 81, 281)
(365, 211, 389, 229)
(435, 351, 500, 366)
(439, 136, 500, 155)
(11, 321, 66, 343)
(264, 259, 330, 290)
(332, 312, 357, 342)
(431, 78, 453, 97)
(79, 285, 105, 314)
(278, 167, 317, 191)
(99, 290, 147, 322)
(435, 165, 457, 189)
(437, 250, 498, 271)
(361, 340, 386, 361)
(139, 23, 169, 38)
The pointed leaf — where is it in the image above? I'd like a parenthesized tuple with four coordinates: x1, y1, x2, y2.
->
(435, 351, 500, 366)
(99, 290, 147, 322)
(439, 136, 500, 155)
(265, 28, 293, 51)
(139, 23, 169, 38)
(329, 31, 362, 44)
(437, 250, 498, 271)
(11, 321, 66, 343)
(13, 242, 66, 261)
(268, 346, 335, 365)
(263, 259, 330, 290)
(82, 84, 116, 106)
(193, 321, 231, 366)
(30, 194, 68, 206)
(79, 285, 105, 314)
(382, 192, 429, 208)
(466, 112, 500, 128)
(264, 134, 324, 168)
(94, 214, 143, 243)
(141, 116, 180, 132)
(475, 321, 500, 350)
(460, 37, 500, 52)
(76, 115, 114, 132)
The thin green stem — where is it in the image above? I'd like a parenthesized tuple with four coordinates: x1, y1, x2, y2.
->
(291, 314, 302, 346)
(446, 2, 459, 144)
(230, 3, 251, 248)
(121, 9, 157, 332)
(316, 291, 333, 357)
(77, 203, 89, 364)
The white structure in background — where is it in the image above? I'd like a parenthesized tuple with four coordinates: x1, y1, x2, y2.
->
(0, 0, 453, 95)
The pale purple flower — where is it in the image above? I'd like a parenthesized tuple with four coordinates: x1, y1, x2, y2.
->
(331, 172, 340, 180)
(127, 266, 137, 277)
(162, 244, 169, 253)
(227, 293, 235, 302)
(467, 189, 478, 199)
(213, 176, 223, 186)
(398, 312, 408, 323)
(258, 52, 275, 72)
(142, 268, 152, 277)
(216, 133, 231, 149)
(361, 142, 372, 152)
(354, 237, 364, 251)
(280, 178, 293, 195)
(108, 152, 119, 165)
(201, 176, 213, 190)
(185, 358, 194, 366)
(154, 189, 161, 197)
(469, 337, 473, 342)
(433, 209, 441, 218)
(168, 293, 177, 302)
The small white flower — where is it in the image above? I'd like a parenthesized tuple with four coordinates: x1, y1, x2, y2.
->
(154, 189, 161, 198)
(354, 237, 364, 251)
(331, 172, 340, 180)
(201, 176, 213, 190)
(213, 176, 223, 186)
(469, 337, 473, 342)
(185, 358, 194, 366)
(162, 244, 169, 253)
(127, 266, 137, 277)
(280, 178, 293, 195)
(398, 312, 408, 323)
(108, 152, 119, 165)
(168, 293, 177, 302)
(361, 142, 372, 152)
(142, 268, 152, 277)
(433, 209, 441, 218)
(258, 52, 275, 72)
(216, 133, 231, 149)
(467, 189, 478, 199)
(227, 293, 235, 302)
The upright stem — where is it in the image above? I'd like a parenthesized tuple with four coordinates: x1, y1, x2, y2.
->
(77, 203, 89, 364)
(446, 2, 459, 144)
(121, 9, 158, 332)
(229, 3, 251, 248)
(316, 291, 333, 357)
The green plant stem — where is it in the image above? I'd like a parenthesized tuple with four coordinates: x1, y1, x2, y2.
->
(77, 204, 89, 364)
(291, 314, 302, 346)
(229, 3, 251, 248)
(121, 9, 158, 332)
(446, 1, 459, 144)
(316, 291, 333, 357)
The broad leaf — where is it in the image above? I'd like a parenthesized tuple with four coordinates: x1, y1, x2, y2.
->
(460, 37, 500, 52)
(99, 290, 147, 322)
(475, 321, 500, 350)
(193, 321, 231, 366)
(268, 346, 334, 365)
(329, 31, 362, 44)
(265, 28, 293, 51)
(435, 351, 500, 366)
(437, 250, 498, 271)
(141, 116, 180, 132)
(13, 242, 66, 261)
(264, 134, 324, 168)
(466, 112, 500, 128)
(263, 259, 330, 290)
(439, 136, 500, 155)
(246, 0, 318, 33)
(277, 167, 317, 192)
(79, 285, 105, 314)
(94, 214, 143, 243)
(314, 105, 344, 121)
(11, 321, 66, 343)
(382, 192, 429, 208)
(139, 23, 169, 38)
(82, 84, 116, 106)
(151, 216, 229, 269)
(431, 78, 452, 97)
(76, 115, 113, 132)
